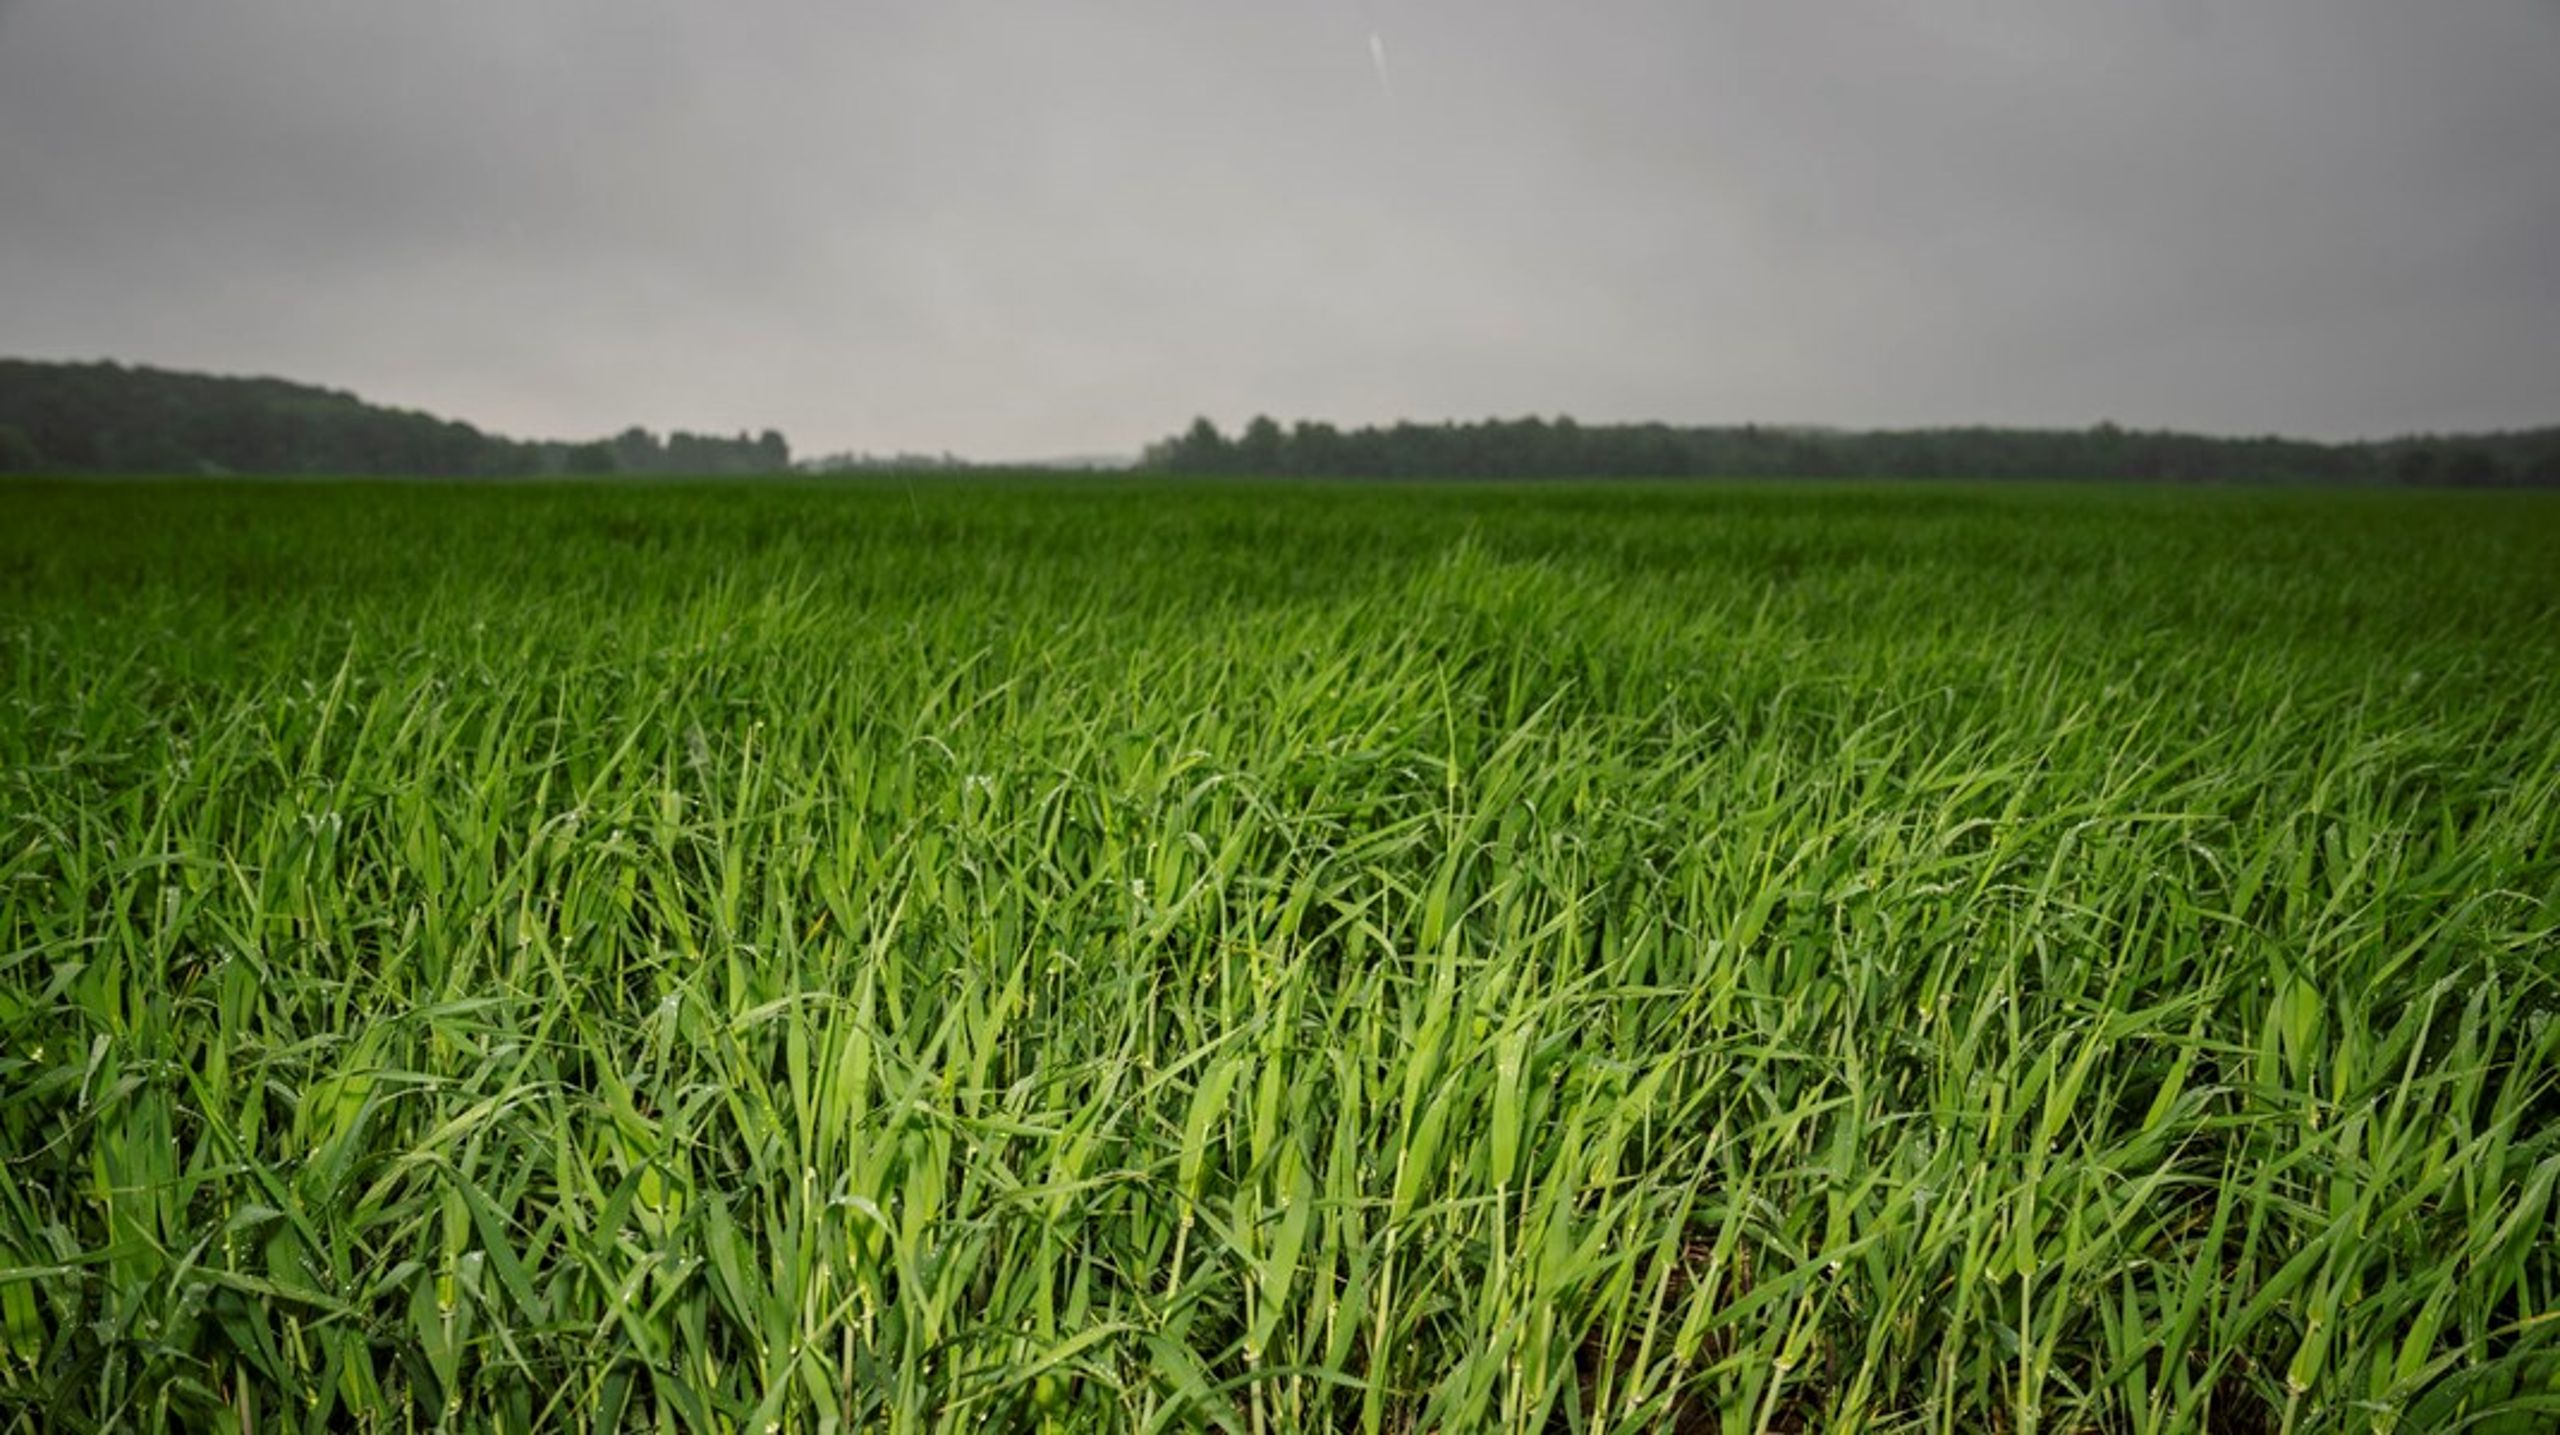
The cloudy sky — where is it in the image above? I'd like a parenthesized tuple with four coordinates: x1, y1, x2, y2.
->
(2, 2, 2553, 459)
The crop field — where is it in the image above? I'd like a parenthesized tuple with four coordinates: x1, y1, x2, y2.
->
(2, 478, 2557, 1432)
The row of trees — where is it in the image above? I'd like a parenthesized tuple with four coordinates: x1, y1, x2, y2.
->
(1142, 415, 2560, 487)
(796, 448, 977, 474)
(11, 358, 2552, 486)
(572, 426, 790, 476)
(0, 361, 790, 477)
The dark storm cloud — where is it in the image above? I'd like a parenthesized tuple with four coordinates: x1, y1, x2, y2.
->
(3, 1, 2553, 457)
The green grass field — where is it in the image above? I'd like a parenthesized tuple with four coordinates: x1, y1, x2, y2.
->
(3, 478, 2557, 1432)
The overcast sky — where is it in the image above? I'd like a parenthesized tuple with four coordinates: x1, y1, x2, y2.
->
(2, 2, 2554, 458)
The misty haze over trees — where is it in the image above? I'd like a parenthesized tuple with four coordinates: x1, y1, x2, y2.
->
(796, 448, 978, 474)
(1142, 414, 2560, 487)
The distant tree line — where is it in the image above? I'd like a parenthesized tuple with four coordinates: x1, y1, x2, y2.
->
(583, 426, 790, 476)
(796, 448, 978, 474)
(0, 360, 789, 477)
(12, 358, 2553, 487)
(1141, 414, 2560, 486)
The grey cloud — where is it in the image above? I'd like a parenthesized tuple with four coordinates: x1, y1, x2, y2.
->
(2, 1, 2553, 458)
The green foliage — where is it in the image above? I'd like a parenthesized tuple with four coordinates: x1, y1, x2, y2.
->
(0, 426, 42, 474)
(2, 479, 2557, 1431)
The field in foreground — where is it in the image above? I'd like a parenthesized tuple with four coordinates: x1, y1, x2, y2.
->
(2, 478, 2557, 1432)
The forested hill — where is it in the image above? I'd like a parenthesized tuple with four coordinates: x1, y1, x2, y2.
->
(1143, 414, 2560, 486)
(0, 360, 789, 476)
